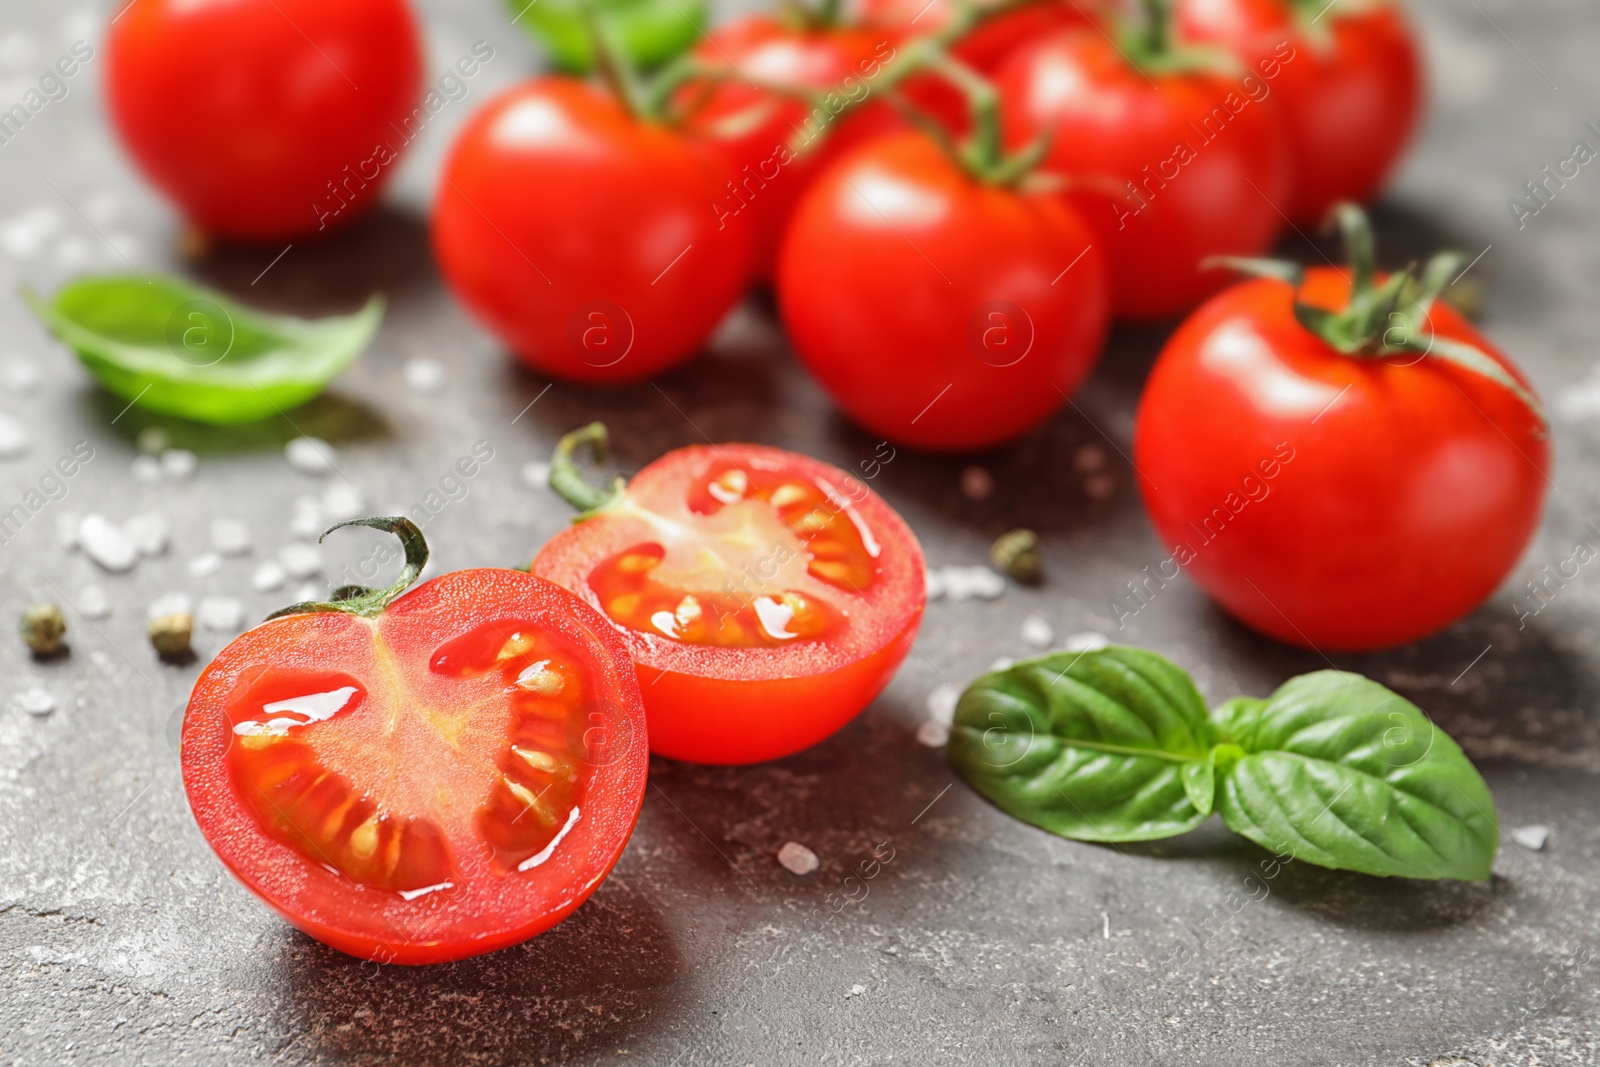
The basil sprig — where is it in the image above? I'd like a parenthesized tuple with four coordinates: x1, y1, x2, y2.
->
(949, 648, 1499, 881)
(24, 275, 382, 425)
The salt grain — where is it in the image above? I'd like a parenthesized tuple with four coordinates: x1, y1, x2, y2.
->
(292, 582, 321, 603)
(521, 461, 551, 490)
(285, 436, 337, 475)
(0, 413, 29, 458)
(289, 495, 324, 539)
(1084, 474, 1116, 501)
(57, 512, 81, 550)
(161, 449, 198, 480)
(916, 720, 951, 748)
(1061, 632, 1110, 653)
(925, 684, 960, 726)
(187, 553, 222, 578)
(131, 455, 162, 482)
(404, 358, 447, 394)
(15, 687, 56, 716)
(197, 597, 245, 632)
(211, 518, 251, 556)
(251, 561, 286, 592)
(147, 593, 192, 622)
(960, 465, 994, 501)
(989, 656, 1015, 671)
(1509, 824, 1550, 851)
(278, 542, 323, 579)
(1073, 444, 1107, 473)
(80, 515, 137, 572)
(1, 363, 39, 395)
(1021, 613, 1054, 648)
(77, 584, 110, 620)
(124, 511, 170, 557)
(938, 565, 1006, 601)
(777, 841, 819, 876)
(845, 984, 866, 998)
(924, 568, 944, 601)
(320, 482, 364, 523)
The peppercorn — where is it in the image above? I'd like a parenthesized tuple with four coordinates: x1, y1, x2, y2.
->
(991, 529, 1043, 584)
(21, 603, 67, 656)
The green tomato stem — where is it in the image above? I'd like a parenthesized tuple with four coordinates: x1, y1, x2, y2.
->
(550, 422, 629, 516)
(263, 517, 431, 621)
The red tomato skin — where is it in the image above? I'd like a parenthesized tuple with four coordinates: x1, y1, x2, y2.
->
(433, 79, 755, 384)
(1134, 270, 1549, 651)
(106, 0, 423, 242)
(181, 570, 649, 964)
(777, 132, 1110, 452)
(997, 30, 1292, 321)
(534, 444, 926, 765)
(682, 18, 902, 280)
(1176, 0, 1423, 224)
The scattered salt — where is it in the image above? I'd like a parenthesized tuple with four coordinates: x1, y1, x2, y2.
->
(0, 413, 29, 458)
(251, 561, 286, 592)
(845, 984, 866, 998)
(77, 584, 110, 620)
(960, 465, 994, 501)
(1509, 824, 1550, 851)
(916, 720, 950, 748)
(521, 461, 551, 490)
(211, 518, 251, 556)
(292, 582, 321, 603)
(147, 593, 192, 622)
(124, 511, 169, 557)
(320, 482, 364, 523)
(404, 358, 446, 394)
(278, 542, 323, 579)
(187, 553, 222, 578)
(1021, 613, 1054, 648)
(989, 656, 1015, 671)
(161, 449, 197, 480)
(924, 568, 944, 601)
(925, 684, 959, 726)
(938, 565, 1006, 601)
(1074, 444, 1107, 473)
(1, 363, 39, 395)
(289, 495, 324, 539)
(131, 455, 162, 482)
(80, 514, 137, 572)
(1084, 474, 1116, 501)
(57, 512, 81, 550)
(777, 841, 819, 876)
(197, 597, 245, 632)
(1061, 632, 1110, 653)
(15, 687, 55, 716)
(285, 436, 337, 475)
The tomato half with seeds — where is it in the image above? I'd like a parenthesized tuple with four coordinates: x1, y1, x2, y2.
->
(533, 426, 925, 765)
(181, 519, 647, 964)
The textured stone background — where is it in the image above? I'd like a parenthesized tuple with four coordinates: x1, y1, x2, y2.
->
(1, 0, 1597, 1064)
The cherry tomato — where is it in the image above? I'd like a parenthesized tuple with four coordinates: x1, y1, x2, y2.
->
(680, 17, 902, 279)
(433, 79, 755, 384)
(534, 429, 925, 764)
(1134, 267, 1549, 652)
(509, 0, 707, 73)
(777, 131, 1110, 452)
(181, 520, 648, 964)
(1176, 0, 1422, 224)
(997, 28, 1291, 320)
(107, 0, 423, 242)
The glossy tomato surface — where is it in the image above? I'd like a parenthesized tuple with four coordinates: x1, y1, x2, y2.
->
(682, 17, 901, 279)
(1177, 0, 1422, 224)
(778, 132, 1109, 452)
(433, 79, 754, 384)
(107, 0, 423, 242)
(998, 29, 1291, 320)
(1134, 269, 1549, 651)
(534, 444, 925, 764)
(182, 569, 648, 964)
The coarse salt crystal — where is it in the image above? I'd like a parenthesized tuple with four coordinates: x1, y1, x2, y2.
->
(15, 687, 55, 716)
(80, 514, 136, 572)
(1021, 613, 1054, 648)
(211, 518, 251, 556)
(78, 584, 110, 620)
(404, 358, 447, 394)
(916, 720, 950, 748)
(925, 684, 960, 726)
(188, 553, 222, 578)
(278, 542, 323, 578)
(960, 465, 994, 501)
(1061, 632, 1109, 653)
(197, 597, 245, 632)
(124, 511, 169, 557)
(251, 561, 286, 592)
(285, 436, 337, 475)
(777, 841, 819, 876)
(161, 449, 198, 480)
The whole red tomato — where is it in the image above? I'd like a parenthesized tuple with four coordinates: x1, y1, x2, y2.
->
(534, 426, 925, 764)
(778, 131, 1110, 452)
(998, 27, 1291, 320)
(107, 0, 423, 242)
(181, 519, 648, 964)
(680, 17, 902, 279)
(433, 79, 755, 384)
(860, 0, 1100, 72)
(1176, 0, 1422, 224)
(1134, 216, 1549, 651)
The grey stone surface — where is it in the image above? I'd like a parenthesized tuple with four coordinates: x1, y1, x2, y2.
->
(2, 0, 1598, 1064)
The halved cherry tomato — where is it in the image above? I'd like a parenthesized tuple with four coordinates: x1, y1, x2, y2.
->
(182, 520, 648, 964)
(998, 25, 1291, 320)
(1176, 0, 1422, 224)
(533, 426, 925, 764)
(107, 0, 423, 242)
(433, 78, 754, 384)
(1134, 210, 1549, 650)
(778, 131, 1109, 451)
(680, 17, 902, 279)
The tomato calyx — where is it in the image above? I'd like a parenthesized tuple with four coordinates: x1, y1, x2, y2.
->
(550, 422, 630, 518)
(1211, 202, 1549, 433)
(1116, 0, 1243, 76)
(264, 516, 430, 621)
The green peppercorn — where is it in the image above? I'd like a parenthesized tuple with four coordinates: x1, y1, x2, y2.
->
(21, 603, 67, 656)
(149, 612, 194, 659)
(991, 529, 1043, 584)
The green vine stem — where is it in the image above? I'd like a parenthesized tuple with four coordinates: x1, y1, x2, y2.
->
(1210, 203, 1549, 433)
(1117, 0, 1241, 76)
(264, 517, 430, 621)
(550, 422, 628, 517)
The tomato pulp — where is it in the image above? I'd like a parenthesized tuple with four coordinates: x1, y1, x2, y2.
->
(107, 0, 423, 242)
(778, 132, 1109, 452)
(534, 431, 925, 764)
(998, 28, 1291, 320)
(182, 524, 648, 964)
(1135, 267, 1549, 651)
(681, 17, 902, 279)
(1176, 0, 1422, 224)
(433, 79, 755, 384)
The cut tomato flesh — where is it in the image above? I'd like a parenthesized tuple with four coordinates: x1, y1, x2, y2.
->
(587, 463, 879, 649)
(223, 620, 593, 892)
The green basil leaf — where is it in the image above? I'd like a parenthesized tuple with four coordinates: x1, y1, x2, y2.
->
(24, 275, 382, 425)
(948, 647, 1217, 842)
(1216, 671, 1499, 881)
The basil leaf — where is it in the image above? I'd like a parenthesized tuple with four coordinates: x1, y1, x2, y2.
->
(1216, 671, 1499, 881)
(24, 275, 382, 425)
(947, 647, 1217, 841)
